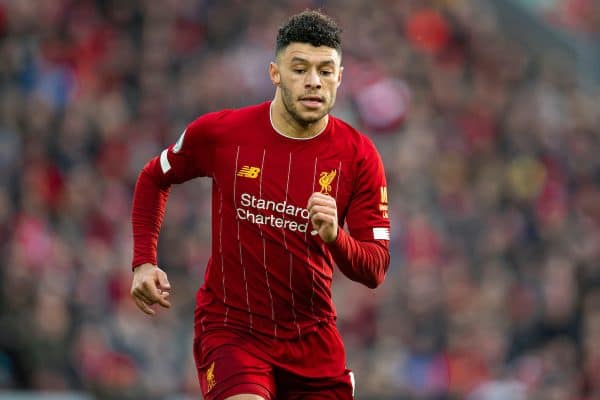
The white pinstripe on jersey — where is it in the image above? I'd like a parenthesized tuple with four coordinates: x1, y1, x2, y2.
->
(233, 146, 252, 331)
(308, 156, 318, 319)
(327, 161, 343, 274)
(283, 152, 301, 336)
(216, 176, 229, 325)
(334, 161, 342, 199)
(283, 152, 292, 250)
(258, 149, 277, 337)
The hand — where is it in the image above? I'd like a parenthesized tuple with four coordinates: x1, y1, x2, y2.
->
(307, 192, 338, 243)
(130, 263, 172, 315)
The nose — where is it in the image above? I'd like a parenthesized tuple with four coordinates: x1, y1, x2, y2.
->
(304, 69, 321, 89)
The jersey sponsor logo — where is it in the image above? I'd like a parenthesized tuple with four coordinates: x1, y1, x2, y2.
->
(237, 193, 310, 233)
(319, 169, 337, 194)
(379, 186, 388, 218)
(206, 361, 216, 392)
(237, 166, 261, 178)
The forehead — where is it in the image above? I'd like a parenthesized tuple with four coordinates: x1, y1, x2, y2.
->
(280, 42, 341, 65)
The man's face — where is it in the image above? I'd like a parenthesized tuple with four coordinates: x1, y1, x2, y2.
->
(270, 43, 342, 126)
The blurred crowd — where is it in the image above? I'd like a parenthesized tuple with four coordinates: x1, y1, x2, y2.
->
(516, 0, 600, 36)
(0, 0, 599, 399)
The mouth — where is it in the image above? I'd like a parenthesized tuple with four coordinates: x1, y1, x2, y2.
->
(299, 96, 324, 109)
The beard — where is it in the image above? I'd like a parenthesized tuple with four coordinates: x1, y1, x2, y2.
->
(279, 82, 334, 127)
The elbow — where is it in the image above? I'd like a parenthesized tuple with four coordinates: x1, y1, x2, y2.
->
(365, 271, 386, 289)
(368, 251, 390, 289)
(364, 258, 390, 289)
(366, 242, 390, 289)
(335, 238, 391, 289)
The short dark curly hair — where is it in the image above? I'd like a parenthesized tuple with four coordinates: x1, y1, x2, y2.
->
(275, 10, 342, 58)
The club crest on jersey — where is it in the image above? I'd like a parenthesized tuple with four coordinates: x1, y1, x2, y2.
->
(237, 166, 261, 178)
(206, 361, 216, 392)
(319, 169, 337, 194)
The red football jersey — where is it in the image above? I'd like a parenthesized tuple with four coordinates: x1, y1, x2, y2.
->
(133, 101, 390, 339)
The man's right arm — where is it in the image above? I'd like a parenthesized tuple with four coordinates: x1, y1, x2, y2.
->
(130, 115, 217, 314)
(130, 157, 175, 315)
(131, 159, 172, 270)
(131, 115, 216, 269)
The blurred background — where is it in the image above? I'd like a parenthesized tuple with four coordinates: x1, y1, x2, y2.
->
(0, 0, 599, 399)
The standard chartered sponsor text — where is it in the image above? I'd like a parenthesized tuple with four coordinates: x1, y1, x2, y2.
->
(237, 193, 309, 233)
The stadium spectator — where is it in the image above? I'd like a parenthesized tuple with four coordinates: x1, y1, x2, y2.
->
(0, 0, 598, 398)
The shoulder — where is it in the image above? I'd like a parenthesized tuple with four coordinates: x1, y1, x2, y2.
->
(190, 102, 268, 129)
(330, 115, 380, 156)
(186, 102, 270, 142)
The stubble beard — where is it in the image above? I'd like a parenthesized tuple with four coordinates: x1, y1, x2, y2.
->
(280, 83, 333, 128)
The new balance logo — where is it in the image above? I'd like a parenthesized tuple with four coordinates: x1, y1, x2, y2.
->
(237, 166, 261, 178)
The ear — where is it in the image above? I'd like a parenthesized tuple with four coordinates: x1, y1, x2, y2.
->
(269, 62, 280, 85)
(337, 65, 344, 87)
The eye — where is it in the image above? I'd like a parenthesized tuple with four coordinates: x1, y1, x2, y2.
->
(320, 70, 333, 76)
(294, 69, 305, 74)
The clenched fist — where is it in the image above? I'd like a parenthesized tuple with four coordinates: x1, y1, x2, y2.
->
(307, 192, 338, 243)
(130, 263, 171, 315)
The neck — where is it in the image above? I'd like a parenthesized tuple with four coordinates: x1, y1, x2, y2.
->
(270, 93, 328, 139)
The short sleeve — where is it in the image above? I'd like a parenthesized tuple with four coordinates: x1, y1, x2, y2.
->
(345, 136, 390, 241)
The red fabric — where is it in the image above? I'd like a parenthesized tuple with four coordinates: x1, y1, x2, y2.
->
(327, 228, 390, 288)
(131, 101, 390, 338)
(194, 322, 353, 400)
(131, 165, 170, 268)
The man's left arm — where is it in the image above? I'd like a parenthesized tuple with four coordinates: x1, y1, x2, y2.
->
(328, 229, 390, 288)
(307, 136, 390, 288)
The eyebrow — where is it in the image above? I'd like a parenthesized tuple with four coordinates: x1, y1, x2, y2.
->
(290, 56, 336, 67)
